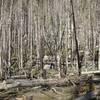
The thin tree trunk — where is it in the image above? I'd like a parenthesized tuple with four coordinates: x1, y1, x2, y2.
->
(0, 39, 2, 79)
(70, 0, 81, 76)
(99, 35, 100, 70)
(28, 0, 33, 69)
(20, 0, 23, 70)
(0, 0, 3, 79)
(8, 0, 13, 77)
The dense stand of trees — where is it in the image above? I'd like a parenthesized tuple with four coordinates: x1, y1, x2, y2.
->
(0, 0, 100, 79)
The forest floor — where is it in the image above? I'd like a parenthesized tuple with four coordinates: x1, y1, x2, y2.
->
(0, 86, 73, 100)
(0, 73, 100, 100)
(0, 83, 99, 100)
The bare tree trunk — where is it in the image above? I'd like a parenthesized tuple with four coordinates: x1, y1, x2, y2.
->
(8, 0, 13, 77)
(99, 36, 100, 70)
(28, 0, 33, 70)
(20, 0, 23, 70)
(70, 0, 81, 76)
(17, 0, 24, 75)
(0, 38, 2, 79)
(36, 2, 41, 70)
(96, 0, 100, 70)
(0, 0, 3, 79)
(1, 0, 7, 79)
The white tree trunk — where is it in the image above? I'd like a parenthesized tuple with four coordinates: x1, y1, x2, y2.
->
(8, 0, 13, 76)
(0, 40, 2, 78)
(20, 0, 23, 70)
(28, 0, 33, 69)
(0, 0, 3, 78)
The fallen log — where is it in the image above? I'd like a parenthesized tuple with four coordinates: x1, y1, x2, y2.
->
(0, 78, 70, 90)
(82, 70, 100, 75)
(11, 75, 27, 79)
(0, 76, 100, 91)
(16, 95, 33, 100)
